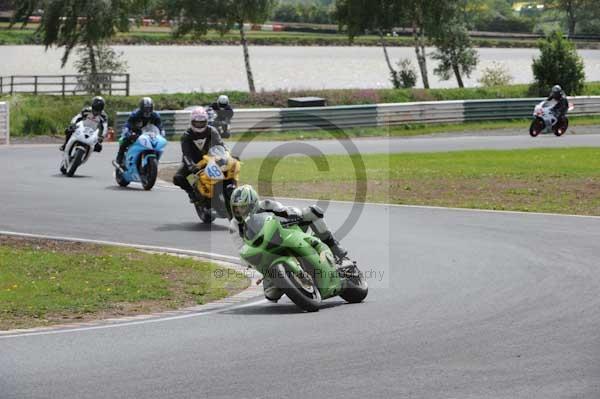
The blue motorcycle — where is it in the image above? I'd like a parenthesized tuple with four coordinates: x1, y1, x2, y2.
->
(112, 124, 167, 191)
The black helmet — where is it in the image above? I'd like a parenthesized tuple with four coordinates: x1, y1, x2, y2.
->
(91, 96, 105, 116)
(139, 97, 154, 118)
(551, 85, 563, 99)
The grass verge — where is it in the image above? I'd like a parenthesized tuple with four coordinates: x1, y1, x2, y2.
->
(1, 25, 599, 49)
(4, 83, 600, 137)
(209, 148, 600, 216)
(226, 116, 600, 142)
(0, 235, 249, 330)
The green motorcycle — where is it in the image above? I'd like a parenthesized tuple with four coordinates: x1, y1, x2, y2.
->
(240, 212, 368, 312)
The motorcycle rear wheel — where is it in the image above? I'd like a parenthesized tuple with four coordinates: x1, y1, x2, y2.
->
(271, 263, 321, 312)
(553, 118, 569, 136)
(195, 204, 216, 224)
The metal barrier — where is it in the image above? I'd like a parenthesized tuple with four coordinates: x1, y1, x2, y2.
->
(0, 102, 9, 145)
(116, 96, 600, 137)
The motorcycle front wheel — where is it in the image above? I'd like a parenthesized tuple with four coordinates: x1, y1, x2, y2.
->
(66, 147, 85, 177)
(529, 119, 544, 137)
(141, 157, 158, 191)
(271, 263, 321, 312)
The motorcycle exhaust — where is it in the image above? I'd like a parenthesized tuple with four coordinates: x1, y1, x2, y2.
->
(111, 160, 125, 174)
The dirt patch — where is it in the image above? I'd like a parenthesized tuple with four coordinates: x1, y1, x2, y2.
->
(260, 177, 600, 215)
(0, 235, 107, 256)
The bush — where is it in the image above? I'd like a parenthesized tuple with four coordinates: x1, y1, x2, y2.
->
(478, 62, 513, 87)
(393, 59, 417, 89)
(531, 31, 586, 96)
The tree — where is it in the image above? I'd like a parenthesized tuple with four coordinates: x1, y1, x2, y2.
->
(220, 0, 276, 93)
(336, 0, 400, 88)
(544, 0, 595, 36)
(75, 45, 128, 94)
(337, 0, 460, 89)
(531, 30, 585, 95)
(12, 0, 137, 94)
(163, 0, 275, 93)
(431, 20, 478, 88)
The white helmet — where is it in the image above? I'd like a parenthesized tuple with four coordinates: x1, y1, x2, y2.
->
(190, 107, 208, 133)
(217, 95, 230, 108)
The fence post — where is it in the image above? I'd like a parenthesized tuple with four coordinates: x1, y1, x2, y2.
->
(125, 74, 130, 97)
(62, 76, 66, 97)
(109, 74, 113, 96)
(34, 76, 38, 95)
(0, 77, 3, 95)
(10, 76, 14, 95)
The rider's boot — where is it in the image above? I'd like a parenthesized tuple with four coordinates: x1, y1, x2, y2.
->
(322, 235, 348, 264)
(116, 145, 127, 170)
(262, 278, 284, 303)
(60, 127, 73, 152)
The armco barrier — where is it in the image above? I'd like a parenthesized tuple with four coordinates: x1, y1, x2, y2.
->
(0, 102, 9, 145)
(116, 96, 600, 137)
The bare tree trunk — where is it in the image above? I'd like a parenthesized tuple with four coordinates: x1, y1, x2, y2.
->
(379, 30, 396, 76)
(452, 63, 464, 88)
(412, 20, 430, 89)
(239, 21, 256, 93)
(566, 1, 576, 37)
(87, 42, 99, 95)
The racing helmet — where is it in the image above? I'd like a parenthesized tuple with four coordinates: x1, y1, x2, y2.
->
(91, 96, 105, 116)
(139, 97, 154, 118)
(217, 95, 230, 108)
(230, 185, 259, 223)
(551, 85, 563, 100)
(190, 107, 209, 133)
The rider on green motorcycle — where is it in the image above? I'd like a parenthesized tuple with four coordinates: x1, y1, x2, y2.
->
(229, 185, 348, 262)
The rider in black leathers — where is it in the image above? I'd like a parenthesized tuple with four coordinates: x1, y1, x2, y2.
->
(209, 95, 234, 138)
(547, 85, 569, 121)
(173, 107, 234, 206)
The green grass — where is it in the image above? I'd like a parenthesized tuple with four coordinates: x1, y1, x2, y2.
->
(0, 237, 249, 330)
(228, 115, 600, 141)
(236, 148, 600, 216)
(4, 83, 600, 137)
(2, 24, 599, 48)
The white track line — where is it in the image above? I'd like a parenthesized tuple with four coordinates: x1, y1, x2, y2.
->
(157, 176, 600, 221)
(0, 299, 268, 339)
(0, 230, 239, 262)
(0, 231, 269, 338)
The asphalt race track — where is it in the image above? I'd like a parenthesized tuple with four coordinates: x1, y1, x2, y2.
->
(1, 135, 599, 398)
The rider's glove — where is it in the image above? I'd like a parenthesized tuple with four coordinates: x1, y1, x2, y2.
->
(94, 143, 103, 153)
(188, 164, 201, 175)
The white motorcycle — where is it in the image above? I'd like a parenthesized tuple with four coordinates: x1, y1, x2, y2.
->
(60, 119, 101, 177)
(529, 99, 574, 137)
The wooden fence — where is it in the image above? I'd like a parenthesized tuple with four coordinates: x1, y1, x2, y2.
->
(0, 74, 130, 96)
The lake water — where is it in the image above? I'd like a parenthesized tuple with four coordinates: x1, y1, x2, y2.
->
(1, 45, 600, 94)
